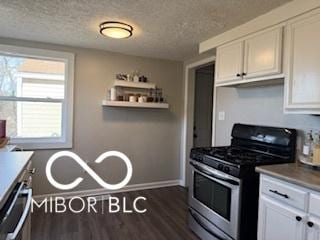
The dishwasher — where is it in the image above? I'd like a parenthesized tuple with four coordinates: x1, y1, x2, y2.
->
(0, 182, 32, 240)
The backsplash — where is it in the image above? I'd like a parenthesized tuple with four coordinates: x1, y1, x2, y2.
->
(214, 83, 320, 154)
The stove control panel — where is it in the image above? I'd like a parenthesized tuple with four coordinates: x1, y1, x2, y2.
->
(202, 155, 240, 177)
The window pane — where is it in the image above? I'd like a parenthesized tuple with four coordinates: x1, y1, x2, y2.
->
(0, 101, 62, 138)
(0, 55, 65, 98)
(21, 78, 64, 99)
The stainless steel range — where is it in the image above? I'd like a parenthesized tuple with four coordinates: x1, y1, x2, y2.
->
(188, 124, 297, 240)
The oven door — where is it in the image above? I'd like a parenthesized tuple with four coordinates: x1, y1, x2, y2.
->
(189, 160, 241, 240)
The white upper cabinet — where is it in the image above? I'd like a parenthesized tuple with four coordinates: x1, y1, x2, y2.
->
(243, 28, 282, 79)
(285, 10, 320, 113)
(215, 26, 283, 87)
(215, 41, 243, 84)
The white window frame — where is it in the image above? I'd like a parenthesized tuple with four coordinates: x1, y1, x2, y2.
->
(0, 44, 74, 149)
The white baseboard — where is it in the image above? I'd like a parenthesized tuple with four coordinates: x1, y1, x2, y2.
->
(179, 179, 186, 187)
(33, 179, 181, 202)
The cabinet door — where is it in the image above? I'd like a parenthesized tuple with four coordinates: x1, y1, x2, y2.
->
(243, 27, 282, 79)
(285, 11, 320, 111)
(307, 216, 320, 240)
(258, 196, 306, 240)
(215, 41, 243, 83)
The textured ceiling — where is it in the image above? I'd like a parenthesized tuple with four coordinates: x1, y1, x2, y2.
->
(0, 0, 292, 60)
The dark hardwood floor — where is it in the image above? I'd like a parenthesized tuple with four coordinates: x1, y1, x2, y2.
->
(31, 186, 199, 240)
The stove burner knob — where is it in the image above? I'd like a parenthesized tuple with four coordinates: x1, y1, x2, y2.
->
(194, 154, 202, 161)
(224, 166, 230, 173)
(218, 164, 224, 170)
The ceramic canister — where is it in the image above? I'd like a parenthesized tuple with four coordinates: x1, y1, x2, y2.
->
(129, 95, 137, 102)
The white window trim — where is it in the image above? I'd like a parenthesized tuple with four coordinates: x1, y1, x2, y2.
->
(0, 44, 74, 150)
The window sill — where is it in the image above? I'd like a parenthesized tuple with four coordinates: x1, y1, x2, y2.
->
(10, 138, 72, 150)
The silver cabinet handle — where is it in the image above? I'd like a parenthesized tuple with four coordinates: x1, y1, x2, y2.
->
(28, 168, 36, 174)
(23, 176, 32, 188)
(6, 188, 32, 240)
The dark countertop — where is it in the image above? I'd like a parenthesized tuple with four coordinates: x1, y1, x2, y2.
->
(256, 162, 320, 192)
(0, 152, 34, 210)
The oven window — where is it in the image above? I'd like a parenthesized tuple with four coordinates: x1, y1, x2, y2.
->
(194, 172, 231, 220)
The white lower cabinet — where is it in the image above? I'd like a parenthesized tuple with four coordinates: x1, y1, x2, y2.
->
(258, 195, 306, 240)
(258, 175, 320, 240)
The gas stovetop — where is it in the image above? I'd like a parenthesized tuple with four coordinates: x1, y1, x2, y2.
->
(194, 146, 290, 166)
(190, 146, 292, 178)
(190, 124, 297, 178)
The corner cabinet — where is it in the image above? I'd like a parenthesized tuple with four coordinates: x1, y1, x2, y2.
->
(258, 175, 320, 240)
(215, 27, 283, 87)
(284, 10, 320, 114)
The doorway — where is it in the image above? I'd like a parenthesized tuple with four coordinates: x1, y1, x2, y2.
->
(193, 65, 214, 148)
(181, 56, 216, 188)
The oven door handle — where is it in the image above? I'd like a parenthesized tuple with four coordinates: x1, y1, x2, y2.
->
(3, 183, 25, 222)
(190, 162, 239, 186)
(189, 209, 228, 240)
(6, 188, 32, 240)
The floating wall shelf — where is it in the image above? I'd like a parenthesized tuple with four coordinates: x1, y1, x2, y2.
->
(113, 80, 156, 89)
(102, 100, 169, 109)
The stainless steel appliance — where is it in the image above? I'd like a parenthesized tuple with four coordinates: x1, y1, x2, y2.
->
(0, 183, 32, 240)
(0, 166, 33, 240)
(188, 124, 297, 240)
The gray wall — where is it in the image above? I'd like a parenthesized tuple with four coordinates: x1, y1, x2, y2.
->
(215, 84, 320, 151)
(0, 38, 183, 196)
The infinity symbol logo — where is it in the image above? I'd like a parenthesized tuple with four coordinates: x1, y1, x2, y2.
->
(46, 151, 133, 190)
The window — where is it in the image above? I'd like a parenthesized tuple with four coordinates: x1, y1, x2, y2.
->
(0, 44, 74, 149)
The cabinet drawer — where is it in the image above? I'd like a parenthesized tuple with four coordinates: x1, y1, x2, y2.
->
(260, 176, 308, 210)
(309, 193, 320, 218)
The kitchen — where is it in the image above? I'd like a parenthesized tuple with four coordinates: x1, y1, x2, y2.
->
(1, 0, 320, 239)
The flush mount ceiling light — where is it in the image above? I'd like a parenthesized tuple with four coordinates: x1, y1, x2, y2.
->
(99, 21, 133, 39)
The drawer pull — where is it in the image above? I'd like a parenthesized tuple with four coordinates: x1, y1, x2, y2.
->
(28, 168, 36, 174)
(23, 176, 32, 188)
(269, 189, 289, 199)
(307, 221, 314, 228)
(296, 216, 302, 222)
